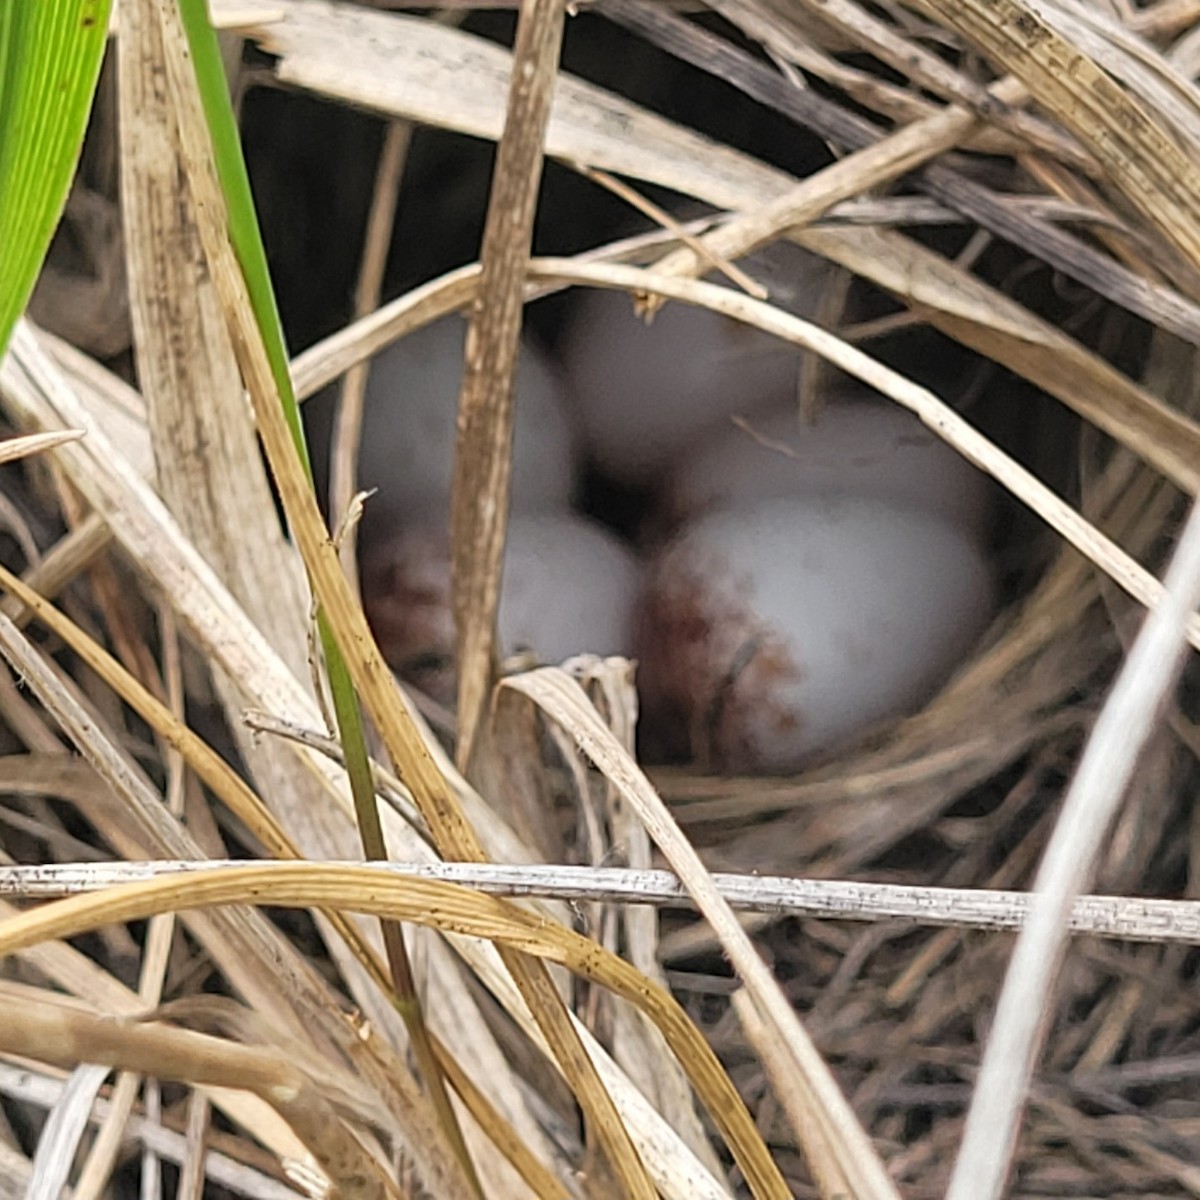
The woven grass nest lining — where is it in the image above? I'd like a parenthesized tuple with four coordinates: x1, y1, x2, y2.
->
(1, 0, 1200, 1196)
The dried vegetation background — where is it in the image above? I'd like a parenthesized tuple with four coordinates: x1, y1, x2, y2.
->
(3, 0, 1200, 1196)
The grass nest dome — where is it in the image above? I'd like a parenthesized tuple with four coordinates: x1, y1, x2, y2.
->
(3, 0, 1200, 1197)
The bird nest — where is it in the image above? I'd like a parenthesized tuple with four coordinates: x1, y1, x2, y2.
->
(2, 0, 1200, 1196)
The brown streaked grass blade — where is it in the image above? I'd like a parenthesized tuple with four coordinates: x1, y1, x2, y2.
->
(450, 0, 565, 772)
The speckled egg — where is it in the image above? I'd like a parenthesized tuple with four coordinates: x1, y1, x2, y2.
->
(361, 511, 640, 703)
(636, 496, 994, 773)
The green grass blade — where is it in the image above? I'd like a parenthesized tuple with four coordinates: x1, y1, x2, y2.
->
(173, 0, 304, 455)
(0, 0, 111, 358)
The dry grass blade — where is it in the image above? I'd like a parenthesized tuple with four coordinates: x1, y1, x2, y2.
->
(72, 690, 184, 1200)
(0, 428, 83, 465)
(3, 597, 560, 1198)
(645, 72, 1030, 293)
(117, 0, 333, 935)
(332, 118, 410, 585)
(912, 0, 1200, 272)
(73, 1072, 144, 1200)
(119, 0, 309, 679)
(22, 16, 544, 1190)
(216, 0, 790, 207)
(744, 0, 1060, 141)
(420, 1051, 568, 1200)
(501, 667, 898, 1200)
(0, 1061, 302, 1200)
(0, 1000, 398, 1200)
(578, 167, 764, 295)
(948, 514, 1200, 1191)
(0, 323, 318, 732)
(566, 658, 721, 1176)
(0, 512, 110, 623)
(0, 864, 789, 1197)
(177, 1092, 210, 1200)
(451, 0, 567, 774)
(27, 1064, 109, 1200)
(290, 264, 481, 401)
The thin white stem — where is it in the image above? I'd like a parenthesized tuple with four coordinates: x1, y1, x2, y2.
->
(2, 859, 1200, 945)
(947, 494, 1200, 1200)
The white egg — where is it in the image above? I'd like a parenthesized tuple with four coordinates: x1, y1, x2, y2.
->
(498, 514, 640, 666)
(308, 315, 578, 527)
(361, 511, 640, 703)
(665, 393, 994, 537)
(636, 497, 994, 773)
(561, 246, 831, 484)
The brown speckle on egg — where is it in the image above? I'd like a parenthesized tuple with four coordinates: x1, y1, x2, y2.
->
(636, 496, 994, 774)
